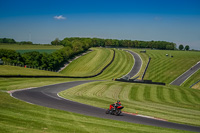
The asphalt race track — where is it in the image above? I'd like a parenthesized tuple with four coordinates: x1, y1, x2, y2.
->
(12, 80, 200, 132)
(11, 51, 200, 132)
(122, 50, 142, 78)
(171, 62, 200, 86)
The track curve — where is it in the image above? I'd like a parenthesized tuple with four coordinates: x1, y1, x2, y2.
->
(12, 80, 200, 132)
(122, 50, 142, 78)
(171, 62, 200, 86)
(11, 51, 200, 132)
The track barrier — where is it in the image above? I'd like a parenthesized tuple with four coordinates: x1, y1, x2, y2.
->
(115, 78, 165, 85)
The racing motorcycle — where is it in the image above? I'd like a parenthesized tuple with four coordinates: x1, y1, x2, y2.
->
(105, 104, 124, 116)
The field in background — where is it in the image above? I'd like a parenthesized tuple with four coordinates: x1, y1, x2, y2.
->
(0, 43, 63, 50)
(142, 50, 200, 84)
(60, 81, 200, 126)
(16, 49, 57, 54)
(0, 65, 63, 76)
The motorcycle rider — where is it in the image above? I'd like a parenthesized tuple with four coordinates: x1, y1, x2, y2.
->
(110, 100, 121, 111)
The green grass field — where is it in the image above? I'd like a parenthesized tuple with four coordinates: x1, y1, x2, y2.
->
(60, 48, 134, 79)
(0, 79, 192, 133)
(0, 65, 63, 76)
(59, 81, 200, 126)
(0, 44, 63, 50)
(16, 49, 57, 54)
(0, 48, 200, 132)
(92, 48, 134, 80)
(60, 48, 114, 76)
(141, 50, 200, 84)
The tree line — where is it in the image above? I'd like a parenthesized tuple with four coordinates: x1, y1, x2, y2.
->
(1, 38, 37, 45)
(52, 37, 177, 50)
(0, 39, 91, 71)
(0, 37, 190, 71)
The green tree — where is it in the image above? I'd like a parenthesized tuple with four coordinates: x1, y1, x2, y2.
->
(179, 44, 184, 50)
(185, 45, 190, 51)
(51, 38, 61, 45)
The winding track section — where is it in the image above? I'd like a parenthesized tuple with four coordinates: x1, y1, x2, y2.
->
(11, 51, 200, 132)
(171, 62, 200, 86)
(122, 50, 142, 78)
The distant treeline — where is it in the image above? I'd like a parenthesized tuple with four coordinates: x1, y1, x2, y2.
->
(52, 37, 176, 50)
(0, 38, 91, 71)
(0, 37, 177, 71)
(0, 38, 37, 45)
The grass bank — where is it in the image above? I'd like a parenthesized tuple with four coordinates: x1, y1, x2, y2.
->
(141, 50, 200, 84)
(60, 48, 114, 76)
(0, 79, 191, 133)
(60, 81, 200, 126)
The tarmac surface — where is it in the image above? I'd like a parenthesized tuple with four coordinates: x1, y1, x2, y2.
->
(171, 62, 200, 86)
(11, 51, 200, 132)
(122, 50, 142, 78)
(12, 80, 200, 132)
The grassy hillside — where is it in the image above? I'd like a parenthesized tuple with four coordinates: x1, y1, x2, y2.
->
(0, 65, 63, 76)
(60, 48, 114, 76)
(142, 50, 200, 84)
(60, 81, 200, 126)
(93, 49, 134, 80)
(0, 44, 63, 50)
(60, 48, 134, 79)
(0, 78, 191, 133)
(0, 47, 199, 132)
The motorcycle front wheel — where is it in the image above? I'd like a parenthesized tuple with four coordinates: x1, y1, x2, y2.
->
(105, 109, 110, 114)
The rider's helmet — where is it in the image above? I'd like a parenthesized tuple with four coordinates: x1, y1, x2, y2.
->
(117, 100, 121, 104)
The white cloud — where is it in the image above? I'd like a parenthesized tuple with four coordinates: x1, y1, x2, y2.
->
(54, 15, 66, 20)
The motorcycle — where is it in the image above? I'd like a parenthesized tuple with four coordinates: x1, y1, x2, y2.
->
(105, 104, 124, 116)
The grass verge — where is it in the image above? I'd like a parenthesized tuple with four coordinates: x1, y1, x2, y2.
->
(59, 81, 200, 126)
(0, 79, 192, 133)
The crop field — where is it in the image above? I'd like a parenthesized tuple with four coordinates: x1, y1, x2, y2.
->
(60, 81, 200, 126)
(0, 43, 63, 50)
(140, 50, 200, 84)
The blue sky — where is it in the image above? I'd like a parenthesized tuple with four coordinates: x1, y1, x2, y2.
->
(0, 0, 200, 49)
